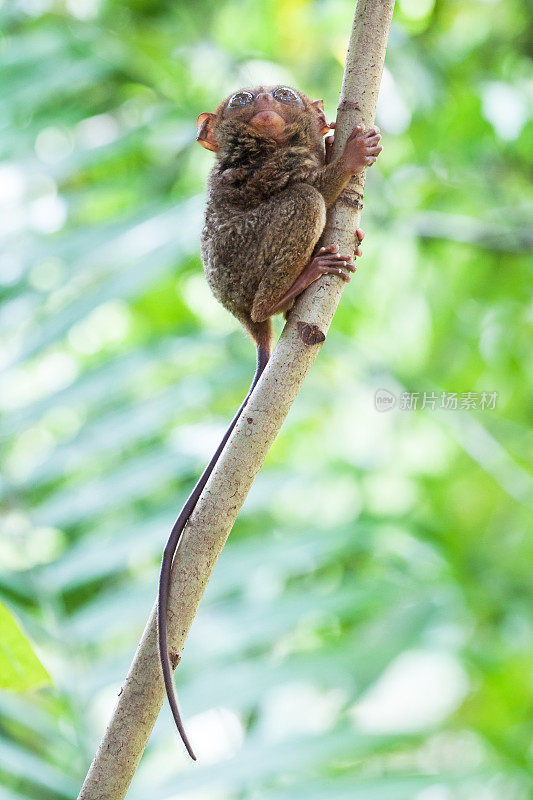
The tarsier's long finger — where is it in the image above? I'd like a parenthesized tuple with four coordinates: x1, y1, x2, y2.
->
(320, 266, 353, 282)
(365, 134, 382, 145)
(355, 246, 362, 257)
(318, 252, 354, 264)
(320, 251, 353, 262)
(318, 243, 339, 254)
(348, 124, 365, 140)
(364, 126, 380, 137)
(356, 228, 365, 242)
(318, 258, 357, 272)
(366, 145, 383, 155)
(365, 156, 377, 165)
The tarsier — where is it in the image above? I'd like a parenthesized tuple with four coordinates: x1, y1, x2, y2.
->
(158, 86, 382, 759)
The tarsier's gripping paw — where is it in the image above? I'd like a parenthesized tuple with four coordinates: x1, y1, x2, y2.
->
(309, 231, 365, 283)
(343, 124, 382, 174)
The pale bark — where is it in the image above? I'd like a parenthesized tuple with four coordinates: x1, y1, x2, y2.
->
(78, 2, 395, 798)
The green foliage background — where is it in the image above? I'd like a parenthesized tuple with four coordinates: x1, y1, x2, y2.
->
(1, 0, 532, 797)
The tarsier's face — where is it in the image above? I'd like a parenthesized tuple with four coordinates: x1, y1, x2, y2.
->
(196, 86, 330, 152)
(223, 86, 305, 139)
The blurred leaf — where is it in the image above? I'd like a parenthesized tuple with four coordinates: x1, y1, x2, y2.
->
(0, 603, 50, 692)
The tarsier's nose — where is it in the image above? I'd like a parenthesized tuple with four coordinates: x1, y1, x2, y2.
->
(255, 92, 275, 108)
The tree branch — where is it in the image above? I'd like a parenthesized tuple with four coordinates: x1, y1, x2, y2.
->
(78, 2, 395, 797)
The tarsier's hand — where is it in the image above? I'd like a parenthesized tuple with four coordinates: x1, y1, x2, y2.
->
(341, 124, 382, 174)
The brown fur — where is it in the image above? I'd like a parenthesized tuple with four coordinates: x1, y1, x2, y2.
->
(201, 86, 354, 344)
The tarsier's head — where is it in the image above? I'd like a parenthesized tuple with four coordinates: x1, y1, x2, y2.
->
(196, 86, 331, 158)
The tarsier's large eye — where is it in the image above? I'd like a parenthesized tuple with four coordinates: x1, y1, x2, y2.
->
(271, 87, 301, 104)
(227, 91, 254, 108)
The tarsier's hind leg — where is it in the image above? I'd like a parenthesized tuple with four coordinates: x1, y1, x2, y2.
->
(263, 232, 365, 321)
(250, 184, 326, 323)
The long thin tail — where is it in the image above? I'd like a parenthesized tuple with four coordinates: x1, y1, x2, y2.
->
(158, 341, 270, 760)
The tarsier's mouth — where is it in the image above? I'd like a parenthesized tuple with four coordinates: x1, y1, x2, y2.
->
(248, 110, 286, 135)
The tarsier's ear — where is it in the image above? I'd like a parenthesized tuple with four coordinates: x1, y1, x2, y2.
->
(312, 99, 331, 136)
(196, 112, 219, 152)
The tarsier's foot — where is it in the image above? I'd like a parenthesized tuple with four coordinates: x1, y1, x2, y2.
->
(302, 244, 355, 284)
(259, 231, 365, 320)
(306, 229, 365, 284)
